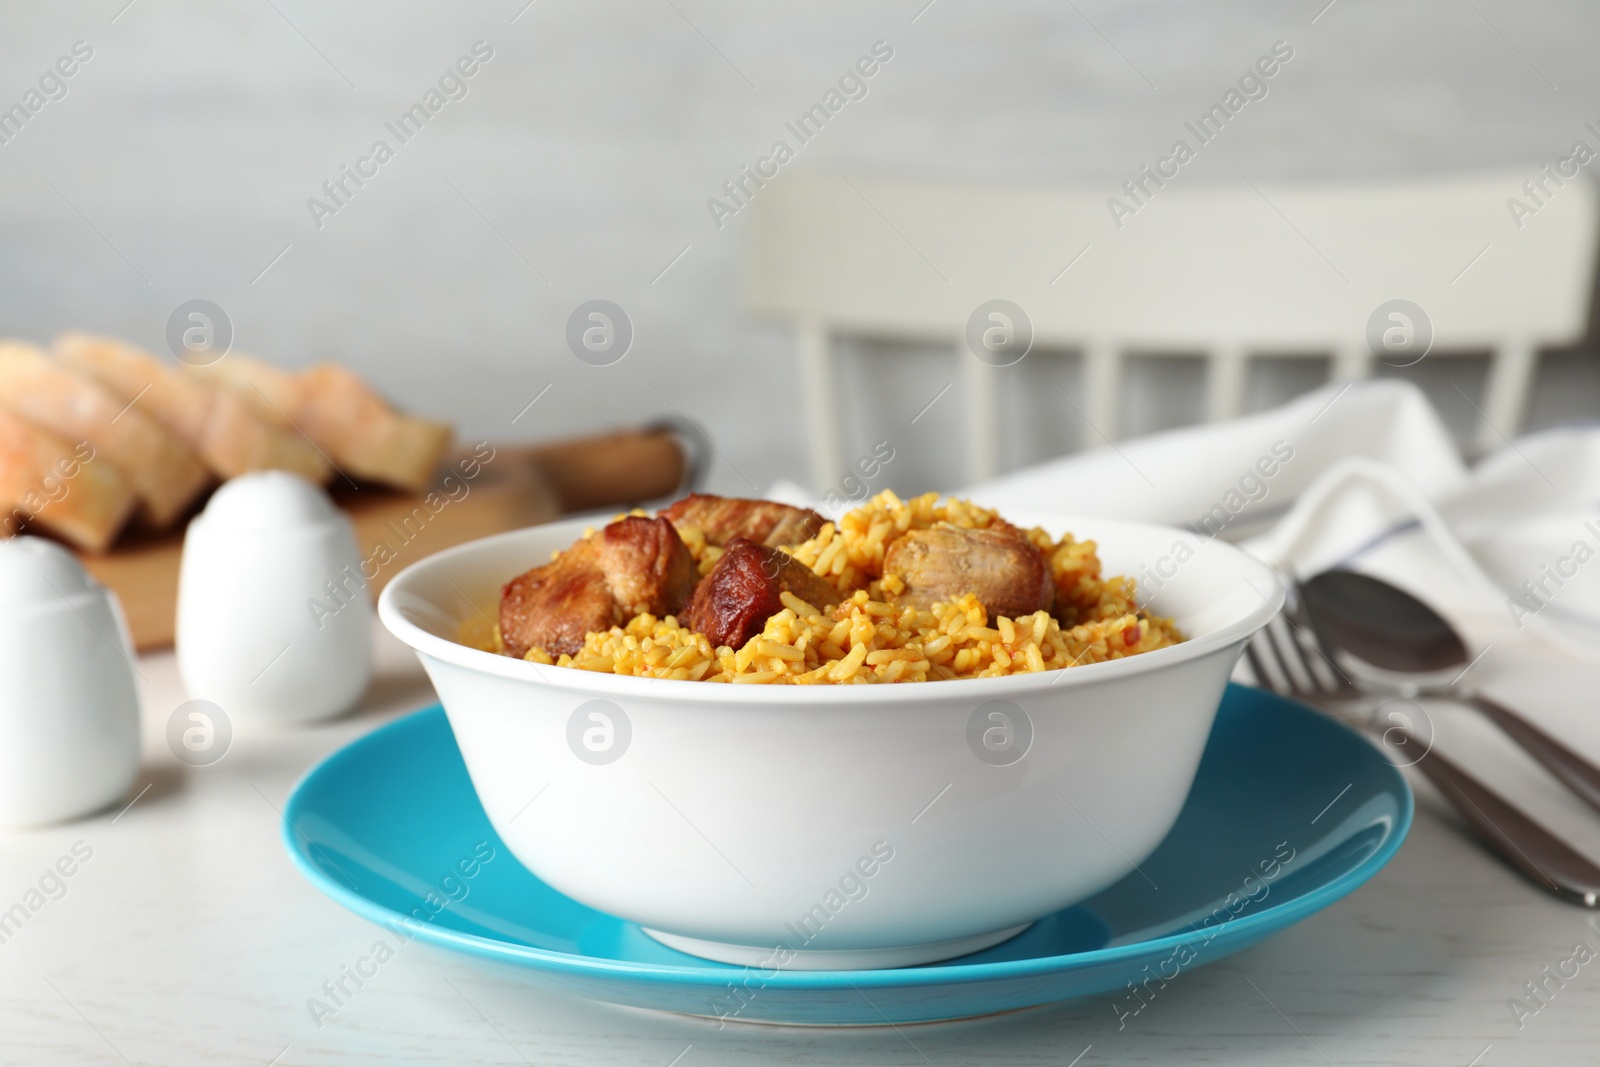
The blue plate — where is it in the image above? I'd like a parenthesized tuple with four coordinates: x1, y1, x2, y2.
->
(283, 683, 1410, 1026)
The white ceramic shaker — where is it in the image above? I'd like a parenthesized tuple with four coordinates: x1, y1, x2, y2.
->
(177, 472, 371, 724)
(0, 537, 141, 827)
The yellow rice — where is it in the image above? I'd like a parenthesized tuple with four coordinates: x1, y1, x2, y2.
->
(477, 490, 1183, 684)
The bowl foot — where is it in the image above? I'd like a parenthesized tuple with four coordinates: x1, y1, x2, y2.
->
(641, 922, 1034, 970)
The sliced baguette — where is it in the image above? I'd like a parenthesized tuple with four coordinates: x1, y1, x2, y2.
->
(185, 351, 305, 427)
(203, 387, 335, 482)
(0, 340, 210, 528)
(52, 332, 331, 485)
(296, 364, 453, 492)
(0, 407, 135, 552)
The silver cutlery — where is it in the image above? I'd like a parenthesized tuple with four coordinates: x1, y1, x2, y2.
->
(1299, 569, 1600, 817)
(1244, 588, 1600, 908)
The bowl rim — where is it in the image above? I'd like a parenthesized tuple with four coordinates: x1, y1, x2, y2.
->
(378, 510, 1285, 704)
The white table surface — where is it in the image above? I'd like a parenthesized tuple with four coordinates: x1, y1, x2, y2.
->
(4, 624, 1600, 1067)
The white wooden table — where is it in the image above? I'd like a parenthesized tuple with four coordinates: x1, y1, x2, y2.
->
(2, 626, 1599, 1067)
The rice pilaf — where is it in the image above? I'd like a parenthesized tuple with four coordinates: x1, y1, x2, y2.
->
(492, 490, 1183, 683)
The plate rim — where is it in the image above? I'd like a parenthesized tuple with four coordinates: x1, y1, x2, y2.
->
(282, 685, 1413, 992)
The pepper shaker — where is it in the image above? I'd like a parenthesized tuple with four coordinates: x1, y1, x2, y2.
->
(0, 537, 141, 827)
(177, 472, 371, 724)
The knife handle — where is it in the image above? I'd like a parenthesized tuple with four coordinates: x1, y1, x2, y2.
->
(1401, 728, 1600, 908)
(1464, 694, 1600, 818)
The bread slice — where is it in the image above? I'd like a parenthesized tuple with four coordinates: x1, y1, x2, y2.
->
(0, 340, 210, 528)
(185, 352, 451, 489)
(0, 407, 136, 552)
(185, 351, 305, 428)
(202, 387, 336, 482)
(297, 364, 453, 492)
(53, 332, 212, 449)
(52, 332, 331, 485)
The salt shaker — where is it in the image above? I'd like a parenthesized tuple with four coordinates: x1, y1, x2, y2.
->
(0, 537, 141, 827)
(177, 472, 371, 724)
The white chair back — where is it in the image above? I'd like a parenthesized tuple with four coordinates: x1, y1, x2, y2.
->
(747, 171, 1599, 489)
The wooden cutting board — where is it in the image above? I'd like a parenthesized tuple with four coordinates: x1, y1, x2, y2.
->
(77, 428, 688, 651)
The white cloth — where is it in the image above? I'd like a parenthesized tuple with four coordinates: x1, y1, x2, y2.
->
(966, 379, 1600, 664)
(967, 379, 1466, 527)
(962, 381, 1600, 855)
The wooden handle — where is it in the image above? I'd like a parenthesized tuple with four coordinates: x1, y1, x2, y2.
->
(524, 427, 690, 513)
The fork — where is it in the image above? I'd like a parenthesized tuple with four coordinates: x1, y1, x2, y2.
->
(1245, 594, 1600, 908)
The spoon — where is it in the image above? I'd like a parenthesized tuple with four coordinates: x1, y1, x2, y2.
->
(1300, 569, 1600, 816)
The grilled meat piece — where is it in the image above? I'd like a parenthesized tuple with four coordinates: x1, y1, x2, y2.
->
(594, 515, 697, 617)
(883, 523, 1054, 620)
(500, 538, 619, 659)
(686, 537, 841, 651)
(659, 493, 825, 548)
(500, 515, 695, 658)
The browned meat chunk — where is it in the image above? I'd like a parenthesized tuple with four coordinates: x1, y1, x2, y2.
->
(501, 515, 696, 658)
(594, 515, 697, 617)
(659, 493, 825, 548)
(686, 537, 842, 651)
(883, 523, 1054, 620)
(500, 539, 619, 658)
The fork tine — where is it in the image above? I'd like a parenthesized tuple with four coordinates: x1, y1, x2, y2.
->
(1285, 579, 1351, 691)
(1265, 613, 1318, 694)
(1273, 613, 1329, 695)
(1244, 635, 1276, 690)
(1280, 604, 1359, 697)
(1247, 621, 1315, 702)
(1245, 606, 1350, 706)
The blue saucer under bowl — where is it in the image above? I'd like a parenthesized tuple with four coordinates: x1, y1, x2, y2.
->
(282, 683, 1410, 1025)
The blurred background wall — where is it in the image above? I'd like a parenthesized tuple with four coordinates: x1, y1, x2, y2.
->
(2, 0, 1598, 494)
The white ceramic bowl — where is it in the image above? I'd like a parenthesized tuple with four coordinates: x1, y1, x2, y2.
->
(379, 511, 1283, 969)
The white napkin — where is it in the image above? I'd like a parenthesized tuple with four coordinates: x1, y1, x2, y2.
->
(965, 379, 1468, 533)
(962, 379, 1600, 858)
(965, 378, 1599, 662)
